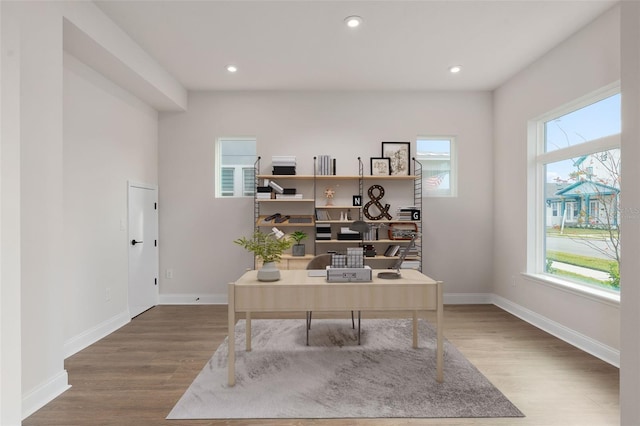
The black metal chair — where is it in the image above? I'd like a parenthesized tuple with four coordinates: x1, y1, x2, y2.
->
(305, 254, 359, 345)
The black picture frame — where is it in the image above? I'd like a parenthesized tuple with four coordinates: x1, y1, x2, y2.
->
(381, 142, 411, 176)
(370, 157, 391, 176)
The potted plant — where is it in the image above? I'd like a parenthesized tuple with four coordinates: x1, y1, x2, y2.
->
(290, 231, 308, 257)
(234, 229, 293, 281)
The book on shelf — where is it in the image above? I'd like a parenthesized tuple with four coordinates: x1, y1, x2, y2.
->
(384, 244, 400, 257)
(396, 206, 421, 221)
(257, 186, 272, 193)
(316, 155, 335, 175)
(256, 193, 273, 199)
(275, 193, 303, 199)
(315, 209, 332, 221)
(272, 166, 296, 175)
(268, 180, 284, 194)
(272, 155, 296, 167)
(400, 260, 421, 269)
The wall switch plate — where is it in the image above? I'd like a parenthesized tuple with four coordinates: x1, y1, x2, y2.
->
(166, 269, 173, 279)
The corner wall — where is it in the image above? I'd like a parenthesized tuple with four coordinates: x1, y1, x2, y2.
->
(62, 52, 158, 354)
(493, 5, 620, 355)
(158, 91, 494, 302)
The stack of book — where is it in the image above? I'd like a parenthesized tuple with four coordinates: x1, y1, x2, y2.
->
(316, 224, 332, 240)
(396, 206, 420, 221)
(337, 227, 361, 240)
(256, 186, 273, 199)
(272, 156, 296, 175)
(317, 155, 336, 175)
(400, 260, 421, 269)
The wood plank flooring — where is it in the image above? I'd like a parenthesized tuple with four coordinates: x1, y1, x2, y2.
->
(23, 305, 619, 426)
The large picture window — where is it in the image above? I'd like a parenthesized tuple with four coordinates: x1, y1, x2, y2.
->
(416, 137, 456, 197)
(215, 137, 257, 198)
(530, 87, 620, 293)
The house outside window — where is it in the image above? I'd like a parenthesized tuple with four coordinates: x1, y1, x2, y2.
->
(530, 87, 620, 293)
(416, 137, 456, 197)
(215, 137, 257, 198)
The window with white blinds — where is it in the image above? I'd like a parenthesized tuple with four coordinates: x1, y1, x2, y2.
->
(215, 137, 257, 198)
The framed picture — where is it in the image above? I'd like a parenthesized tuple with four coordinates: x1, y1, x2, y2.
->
(370, 157, 391, 176)
(381, 142, 411, 176)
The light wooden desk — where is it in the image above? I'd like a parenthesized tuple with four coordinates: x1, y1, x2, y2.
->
(227, 269, 444, 386)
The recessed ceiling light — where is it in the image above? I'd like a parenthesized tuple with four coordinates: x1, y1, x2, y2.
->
(226, 65, 238, 73)
(344, 16, 362, 28)
(449, 65, 462, 74)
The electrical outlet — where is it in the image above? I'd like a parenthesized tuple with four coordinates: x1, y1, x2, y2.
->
(106, 287, 111, 301)
(166, 269, 173, 279)
(511, 275, 517, 287)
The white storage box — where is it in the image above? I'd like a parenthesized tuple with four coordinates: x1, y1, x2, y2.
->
(326, 266, 372, 282)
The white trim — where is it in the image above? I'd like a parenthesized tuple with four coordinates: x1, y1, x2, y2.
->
(522, 272, 619, 307)
(493, 294, 619, 367)
(159, 293, 227, 305)
(127, 180, 157, 191)
(157, 290, 618, 366)
(533, 81, 620, 124)
(537, 133, 620, 165)
(63, 311, 130, 359)
(22, 371, 70, 420)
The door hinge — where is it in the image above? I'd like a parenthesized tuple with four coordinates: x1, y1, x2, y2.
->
(154, 278, 157, 285)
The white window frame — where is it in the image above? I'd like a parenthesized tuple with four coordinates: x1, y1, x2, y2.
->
(215, 137, 257, 198)
(526, 83, 620, 303)
(416, 136, 457, 197)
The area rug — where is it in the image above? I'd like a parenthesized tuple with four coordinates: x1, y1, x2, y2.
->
(167, 319, 524, 419)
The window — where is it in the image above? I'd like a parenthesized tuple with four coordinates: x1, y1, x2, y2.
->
(530, 87, 620, 293)
(416, 137, 456, 197)
(215, 137, 257, 198)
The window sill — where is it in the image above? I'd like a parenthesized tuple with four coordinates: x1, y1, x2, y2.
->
(522, 273, 620, 307)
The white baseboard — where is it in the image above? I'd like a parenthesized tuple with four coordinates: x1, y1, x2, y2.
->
(22, 370, 70, 420)
(157, 291, 619, 367)
(64, 310, 130, 358)
(159, 293, 227, 305)
(492, 294, 620, 367)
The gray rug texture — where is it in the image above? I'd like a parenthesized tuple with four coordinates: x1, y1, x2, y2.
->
(167, 318, 524, 419)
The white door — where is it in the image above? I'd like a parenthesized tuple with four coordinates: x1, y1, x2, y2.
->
(128, 183, 159, 318)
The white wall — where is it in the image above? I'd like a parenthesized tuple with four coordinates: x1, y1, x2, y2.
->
(493, 5, 620, 354)
(620, 2, 640, 423)
(1, 3, 23, 424)
(62, 52, 158, 352)
(158, 91, 494, 302)
(0, 0, 180, 420)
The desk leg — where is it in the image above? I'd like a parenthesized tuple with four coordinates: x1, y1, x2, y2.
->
(412, 310, 418, 349)
(436, 281, 444, 383)
(228, 283, 236, 387)
(246, 311, 252, 352)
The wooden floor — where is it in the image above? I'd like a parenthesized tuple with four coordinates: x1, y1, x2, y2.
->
(23, 305, 619, 426)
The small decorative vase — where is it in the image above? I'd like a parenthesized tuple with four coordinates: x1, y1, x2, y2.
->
(292, 244, 306, 257)
(257, 261, 280, 281)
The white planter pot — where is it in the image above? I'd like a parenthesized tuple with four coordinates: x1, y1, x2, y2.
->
(257, 261, 280, 281)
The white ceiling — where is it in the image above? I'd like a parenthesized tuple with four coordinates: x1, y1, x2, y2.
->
(94, 0, 618, 92)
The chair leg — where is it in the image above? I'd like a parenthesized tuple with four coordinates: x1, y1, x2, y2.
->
(357, 311, 361, 345)
(351, 311, 355, 329)
(307, 311, 312, 329)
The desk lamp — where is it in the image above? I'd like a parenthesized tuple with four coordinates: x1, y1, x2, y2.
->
(377, 231, 417, 279)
